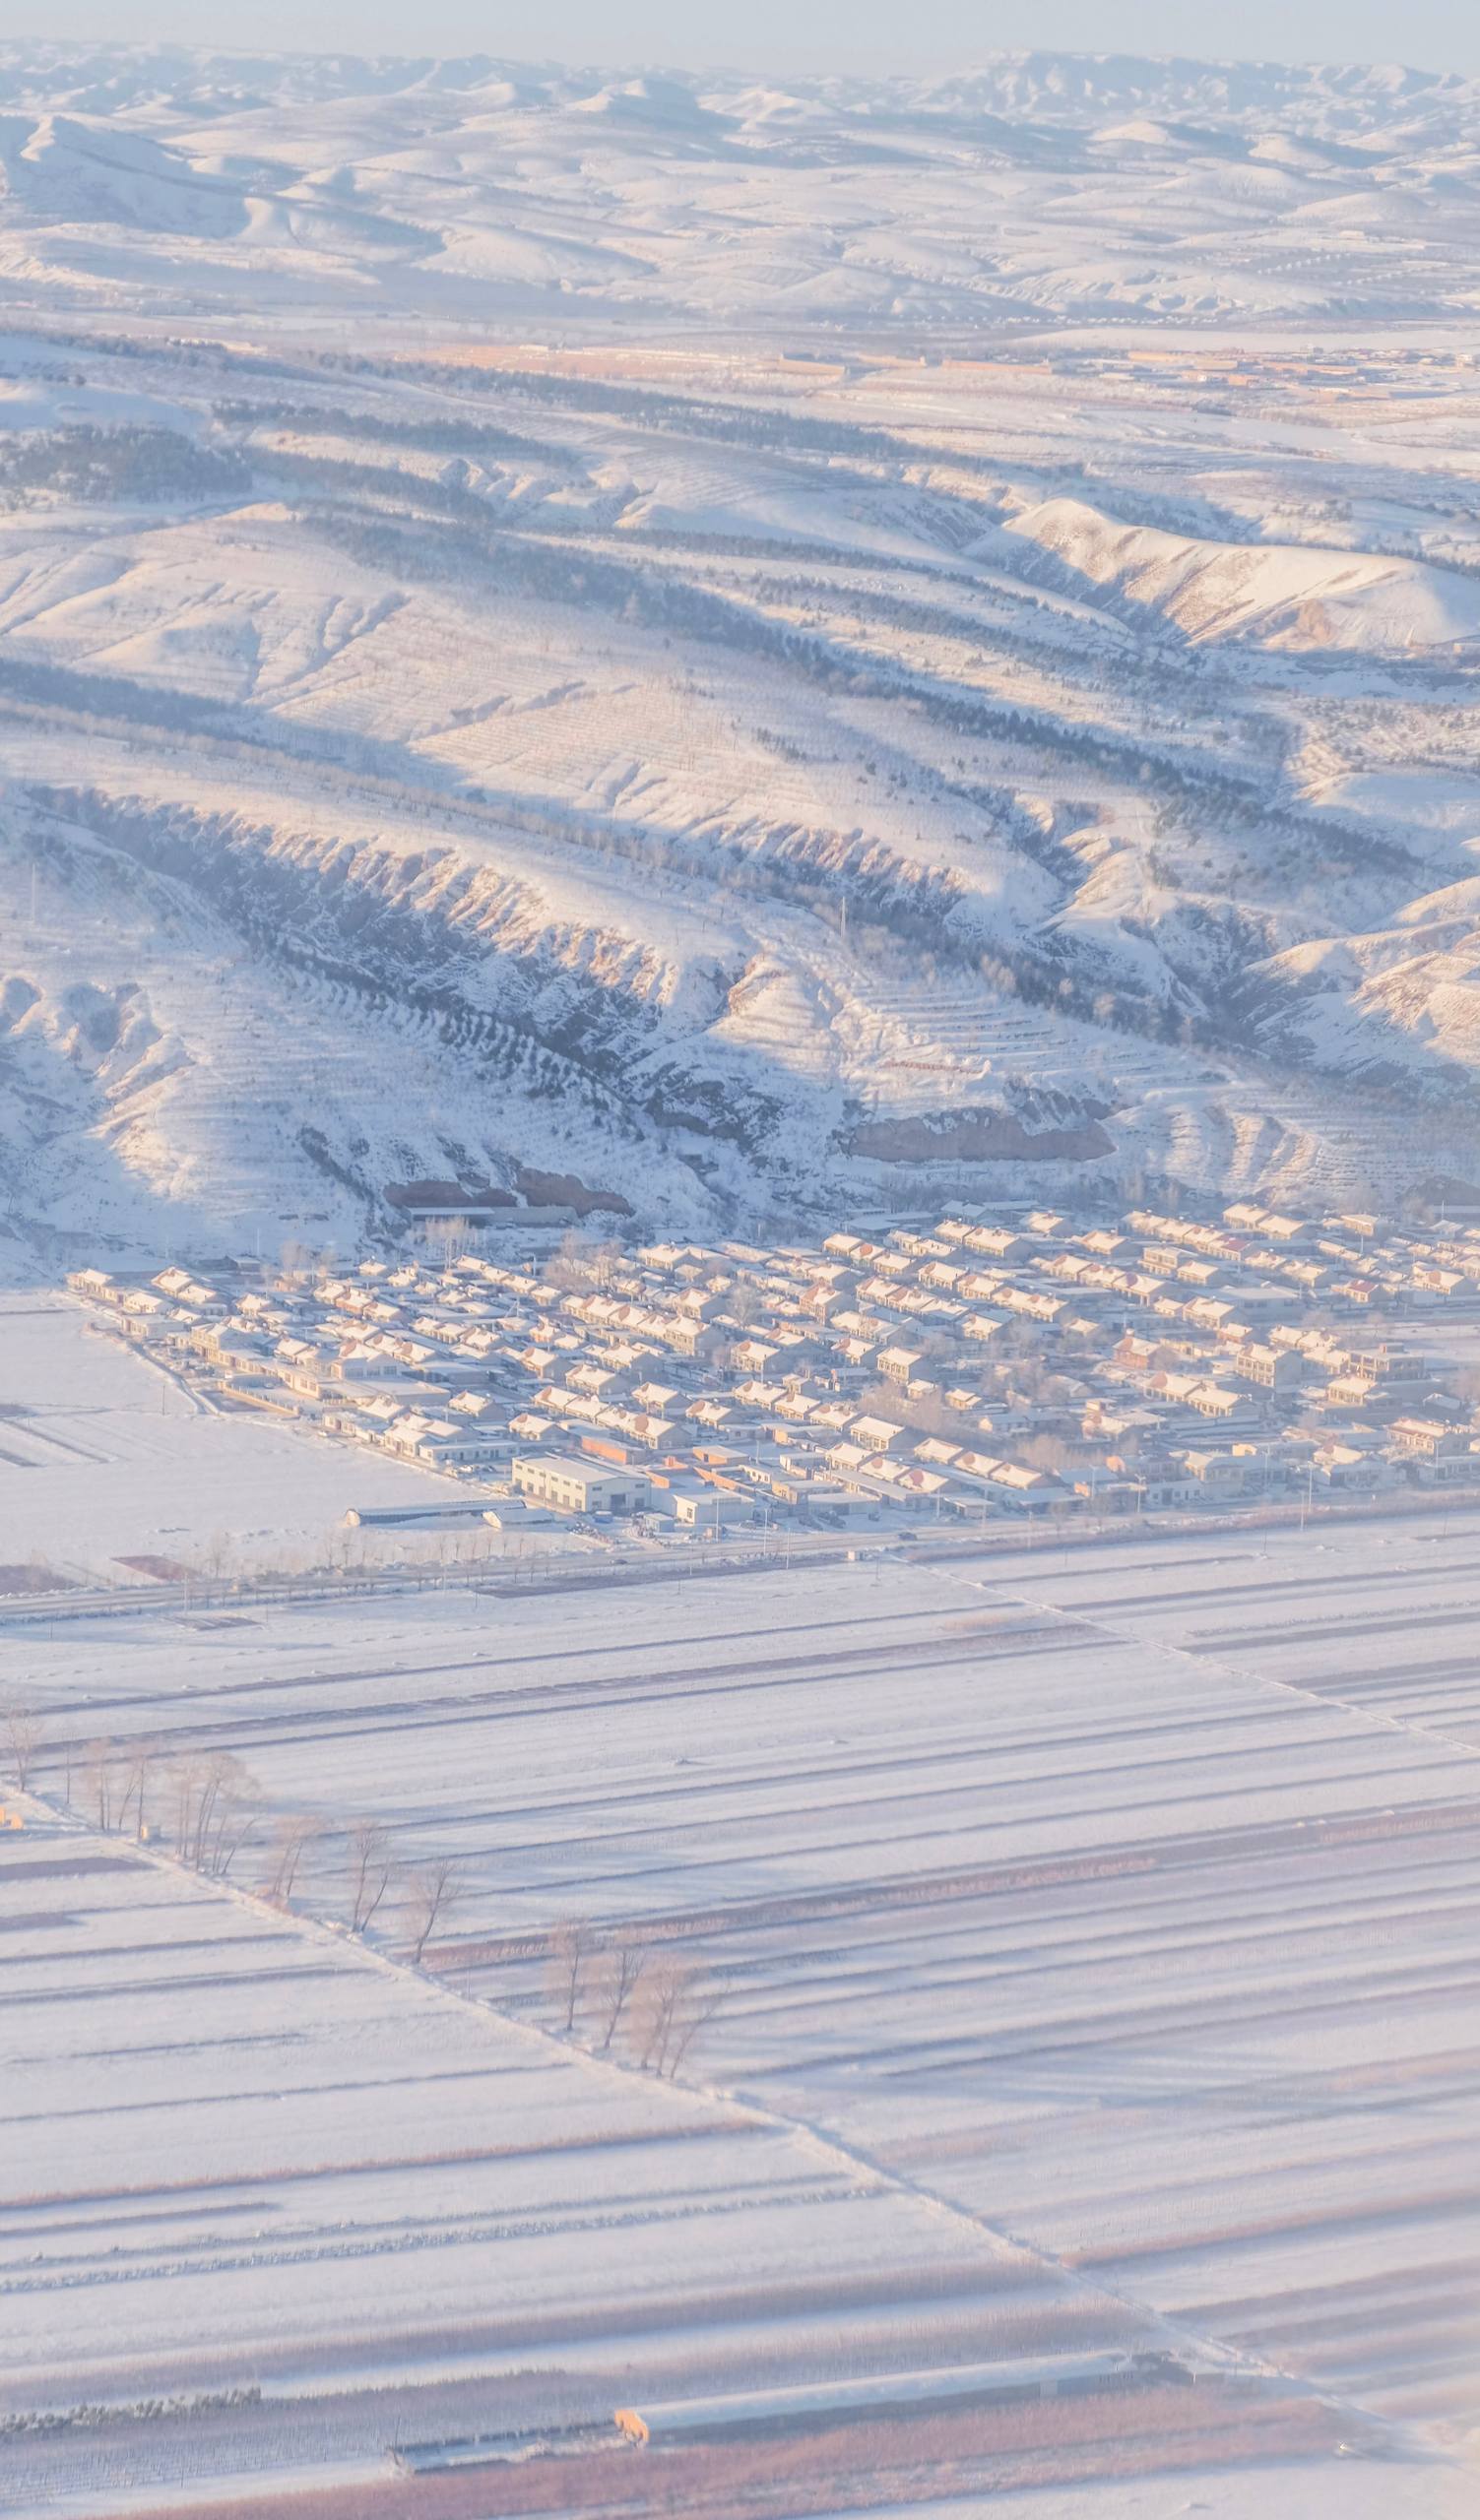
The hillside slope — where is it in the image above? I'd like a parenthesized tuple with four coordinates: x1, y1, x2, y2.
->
(1, 46, 1479, 1261)
(1002, 498, 1480, 653)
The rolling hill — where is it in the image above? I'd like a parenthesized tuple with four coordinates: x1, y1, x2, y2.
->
(1, 45, 1479, 1267)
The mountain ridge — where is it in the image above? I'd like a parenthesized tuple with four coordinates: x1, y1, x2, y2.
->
(0, 44, 1478, 1266)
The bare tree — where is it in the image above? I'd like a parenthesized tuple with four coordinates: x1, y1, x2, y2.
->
(186, 1754, 229, 1869)
(117, 1737, 160, 1841)
(203, 1529, 233, 1582)
(591, 1937, 646, 2052)
(171, 1751, 207, 1855)
(426, 1215, 471, 1264)
(626, 1957, 720, 2079)
(543, 1228, 605, 1292)
(347, 1819, 396, 1934)
(2, 1696, 40, 1794)
(203, 1770, 258, 1879)
(547, 1919, 593, 2033)
(170, 1749, 255, 1872)
(405, 1858, 462, 1966)
(665, 1972, 724, 2078)
(627, 1957, 683, 2074)
(263, 1812, 321, 1906)
(84, 1737, 117, 1832)
(727, 1281, 762, 1331)
(590, 1237, 623, 1289)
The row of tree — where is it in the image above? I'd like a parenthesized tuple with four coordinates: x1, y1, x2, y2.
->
(1, 1701, 459, 1958)
(2, 1702, 720, 2076)
(546, 1920, 721, 2079)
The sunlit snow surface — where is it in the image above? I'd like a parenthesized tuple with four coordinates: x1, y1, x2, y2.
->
(4, 45, 1480, 2515)
(7, 1466, 1480, 2510)
(2, 49, 1480, 1256)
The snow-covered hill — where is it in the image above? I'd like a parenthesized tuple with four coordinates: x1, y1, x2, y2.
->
(1, 45, 1479, 329)
(1, 45, 1479, 1265)
(1001, 499, 1480, 654)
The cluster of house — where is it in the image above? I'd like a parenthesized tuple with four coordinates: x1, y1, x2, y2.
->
(66, 1195, 1480, 1539)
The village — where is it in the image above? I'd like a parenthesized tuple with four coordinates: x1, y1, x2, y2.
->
(60, 1192, 1480, 1555)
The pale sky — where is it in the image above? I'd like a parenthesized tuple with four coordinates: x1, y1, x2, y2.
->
(15, 1, 1480, 78)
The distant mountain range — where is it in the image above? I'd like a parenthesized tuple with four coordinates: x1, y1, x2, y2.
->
(1, 45, 1477, 121)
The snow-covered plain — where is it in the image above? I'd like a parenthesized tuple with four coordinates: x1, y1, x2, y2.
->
(8, 1500, 1480, 2508)
(0, 1293, 463, 1579)
(3, 47, 1480, 1262)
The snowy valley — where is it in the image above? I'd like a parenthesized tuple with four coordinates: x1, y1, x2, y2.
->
(1, 48, 1480, 1262)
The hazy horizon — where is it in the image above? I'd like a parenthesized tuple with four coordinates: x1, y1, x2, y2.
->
(8, 4, 1480, 79)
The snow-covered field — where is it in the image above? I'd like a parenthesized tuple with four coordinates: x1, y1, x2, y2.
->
(5, 1811, 1045, 2487)
(0, 1293, 461, 1579)
(7, 1493, 1480, 2508)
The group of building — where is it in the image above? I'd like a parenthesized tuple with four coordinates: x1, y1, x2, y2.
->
(66, 1195, 1480, 1543)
